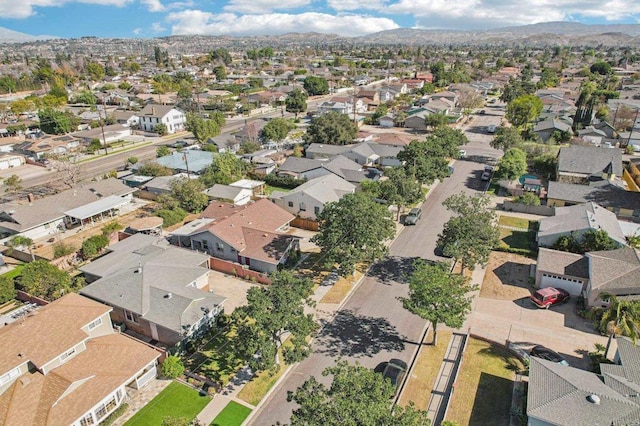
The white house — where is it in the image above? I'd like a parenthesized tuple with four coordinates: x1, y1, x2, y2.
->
(138, 104, 186, 134)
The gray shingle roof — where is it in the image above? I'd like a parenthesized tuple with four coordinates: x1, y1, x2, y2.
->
(271, 174, 355, 205)
(537, 248, 589, 279)
(547, 180, 640, 212)
(557, 145, 622, 176)
(278, 156, 324, 174)
(587, 247, 640, 293)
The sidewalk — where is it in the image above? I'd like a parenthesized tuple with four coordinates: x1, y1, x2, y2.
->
(196, 367, 256, 425)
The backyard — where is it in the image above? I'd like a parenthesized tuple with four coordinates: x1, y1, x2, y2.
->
(445, 338, 524, 425)
(497, 215, 538, 257)
(124, 381, 211, 426)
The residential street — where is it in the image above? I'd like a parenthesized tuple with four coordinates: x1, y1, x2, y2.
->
(249, 114, 503, 425)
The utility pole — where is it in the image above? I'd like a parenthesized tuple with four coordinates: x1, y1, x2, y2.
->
(183, 152, 191, 177)
(352, 85, 357, 125)
(99, 97, 108, 156)
(625, 108, 639, 149)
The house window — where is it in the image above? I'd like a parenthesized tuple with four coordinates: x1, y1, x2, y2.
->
(94, 394, 118, 421)
(0, 367, 20, 386)
(216, 243, 224, 251)
(314, 206, 320, 215)
(59, 347, 77, 363)
(87, 317, 102, 331)
(202, 240, 209, 251)
(79, 413, 95, 426)
(124, 310, 138, 323)
(288, 201, 294, 208)
(299, 202, 306, 211)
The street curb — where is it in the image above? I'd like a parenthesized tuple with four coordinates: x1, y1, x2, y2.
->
(392, 322, 430, 410)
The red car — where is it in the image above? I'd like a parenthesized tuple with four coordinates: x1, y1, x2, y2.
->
(529, 287, 570, 309)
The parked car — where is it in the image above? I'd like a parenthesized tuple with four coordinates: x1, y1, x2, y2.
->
(529, 287, 570, 309)
(459, 149, 467, 159)
(321, 271, 339, 287)
(530, 345, 570, 366)
(404, 208, 422, 225)
(487, 124, 497, 133)
(481, 171, 492, 181)
(381, 359, 408, 397)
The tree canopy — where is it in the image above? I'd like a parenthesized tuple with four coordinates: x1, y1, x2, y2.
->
(288, 361, 430, 426)
(304, 111, 357, 146)
(18, 260, 77, 301)
(186, 112, 225, 143)
(38, 107, 79, 135)
(437, 194, 500, 272)
(232, 270, 317, 371)
(552, 229, 618, 254)
(490, 126, 523, 152)
(262, 118, 296, 142)
(496, 148, 527, 181)
(199, 151, 249, 186)
(169, 178, 209, 213)
(506, 94, 543, 128)
(362, 167, 422, 220)
(401, 260, 475, 345)
(286, 88, 308, 119)
(311, 192, 395, 276)
(303, 76, 329, 95)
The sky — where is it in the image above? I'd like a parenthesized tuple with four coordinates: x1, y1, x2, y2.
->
(1, 0, 640, 39)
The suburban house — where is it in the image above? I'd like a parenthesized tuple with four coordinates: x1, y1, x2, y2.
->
(0, 178, 136, 241)
(0, 293, 161, 426)
(175, 199, 299, 274)
(277, 155, 375, 184)
(135, 150, 214, 175)
(14, 135, 81, 159)
(113, 110, 140, 127)
(556, 145, 622, 184)
(270, 174, 356, 221)
(378, 114, 395, 128)
(304, 142, 401, 168)
(533, 118, 572, 142)
(138, 104, 186, 134)
(207, 134, 240, 153)
(546, 180, 640, 220)
(203, 184, 252, 205)
(536, 202, 627, 248)
(0, 152, 25, 170)
(535, 246, 640, 307)
(73, 124, 132, 145)
(305, 143, 352, 160)
(142, 175, 181, 196)
(577, 125, 609, 146)
(80, 233, 225, 346)
(527, 336, 640, 425)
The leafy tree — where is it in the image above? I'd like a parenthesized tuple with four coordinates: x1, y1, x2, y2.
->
(38, 107, 79, 134)
(3, 174, 22, 193)
(457, 88, 484, 111)
(424, 112, 449, 129)
(553, 229, 618, 254)
(311, 192, 395, 276)
(437, 194, 500, 272)
(262, 118, 296, 142)
(8, 235, 35, 261)
(73, 89, 97, 105)
(401, 260, 475, 345)
(371, 167, 423, 220)
(285, 88, 308, 119)
(81, 234, 109, 259)
(137, 162, 172, 177)
(126, 156, 138, 167)
(86, 62, 105, 81)
(161, 355, 185, 379)
(304, 111, 357, 146)
(168, 178, 209, 213)
(288, 361, 430, 426)
(185, 113, 222, 143)
(590, 61, 612, 76)
(238, 140, 261, 155)
(599, 293, 640, 343)
(303, 76, 329, 95)
(52, 242, 76, 259)
(490, 126, 523, 151)
(506, 95, 543, 129)
(156, 145, 171, 157)
(10, 98, 34, 116)
(212, 65, 227, 81)
(18, 260, 75, 301)
(155, 207, 187, 227)
(512, 192, 541, 206)
(199, 152, 249, 187)
(0, 275, 16, 304)
(155, 123, 168, 136)
(233, 271, 317, 371)
(496, 148, 527, 181)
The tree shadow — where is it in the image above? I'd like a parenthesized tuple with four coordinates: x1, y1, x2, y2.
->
(368, 256, 420, 285)
(468, 372, 514, 425)
(315, 309, 406, 358)
(492, 261, 532, 290)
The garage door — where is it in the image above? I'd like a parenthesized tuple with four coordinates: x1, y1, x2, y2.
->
(8, 157, 22, 167)
(539, 273, 584, 296)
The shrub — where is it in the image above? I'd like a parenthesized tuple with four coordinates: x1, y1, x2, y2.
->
(0, 275, 16, 304)
(155, 207, 188, 227)
(512, 192, 541, 206)
(53, 242, 77, 259)
(161, 355, 185, 379)
(253, 172, 306, 189)
(81, 234, 110, 259)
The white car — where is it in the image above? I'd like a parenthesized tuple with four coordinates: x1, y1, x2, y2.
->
(487, 125, 497, 134)
(459, 149, 467, 159)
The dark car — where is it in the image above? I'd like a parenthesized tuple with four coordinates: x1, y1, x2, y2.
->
(530, 345, 569, 366)
(529, 287, 570, 309)
(381, 359, 408, 397)
(404, 208, 422, 225)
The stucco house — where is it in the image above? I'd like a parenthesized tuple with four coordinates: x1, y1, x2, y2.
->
(546, 180, 640, 220)
(556, 145, 622, 185)
(0, 293, 160, 426)
(80, 233, 225, 346)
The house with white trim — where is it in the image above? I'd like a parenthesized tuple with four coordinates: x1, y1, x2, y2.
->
(138, 104, 186, 134)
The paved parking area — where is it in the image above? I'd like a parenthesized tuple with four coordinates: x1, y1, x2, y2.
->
(207, 271, 257, 315)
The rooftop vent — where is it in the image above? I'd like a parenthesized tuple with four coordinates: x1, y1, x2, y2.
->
(165, 292, 172, 299)
(587, 394, 601, 405)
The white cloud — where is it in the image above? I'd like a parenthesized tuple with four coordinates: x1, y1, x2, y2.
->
(0, 0, 131, 19)
(386, 0, 640, 29)
(151, 21, 167, 32)
(326, 0, 386, 12)
(132, 27, 142, 34)
(166, 10, 399, 36)
(223, 0, 312, 14)
(140, 0, 164, 12)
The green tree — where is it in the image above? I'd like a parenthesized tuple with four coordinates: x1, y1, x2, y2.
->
(581, 229, 618, 252)
(490, 126, 523, 151)
(170, 178, 209, 213)
(374, 167, 423, 220)
(81, 234, 109, 259)
(512, 192, 541, 206)
(126, 156, 138, 167)
(212, 65, 227, 81)
(397, 130, 465, 185)
(199, 151, 249, 187)
(18, 260, 75, 301)
(10, 98, 34, 116)
(304, 111, 357, 146)
(38, 107, 79, 134)
(233, 270, 317, 371)
(402, 260, 475, 345)
(160, 355, 185, 379)
(437, 194, 500, 272)
(506, 95, 543, 129)
(86, 62, 105, 81)
(156, 145, 171, 157)
(186, 113, 222, 143)
(0, 275, 16, 304)
(288, 361, 430, 426)
(3, 174, 23, 193)
(590, 61, 612, 76)
(599, 293, 640, 343)
(262, 118, 296, 142)
(137, 162, 172, 177)
(424, 112, 449, 130)
(155, 123, 168, 136)
(311, 192, 395, 276)
(285, 88, 308, 119)
(303, 76, 329, 95)
(496, 148, 527, 181)
(73, 89, 97, 105)
(8, 235, 35, 261)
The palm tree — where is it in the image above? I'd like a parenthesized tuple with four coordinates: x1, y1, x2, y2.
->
(8, 235, 35, 261)
(599, 293, 640, 343)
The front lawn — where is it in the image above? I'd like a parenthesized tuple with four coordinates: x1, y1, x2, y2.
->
(185, 328, 244, 386)
(498, 228, 537, 257)
(210, 401, 252, 426)
(445, 338, 523, 425)
(0, 263, 24, 280)
(498, 215, 536, 231)
(125, 381, 211, 426)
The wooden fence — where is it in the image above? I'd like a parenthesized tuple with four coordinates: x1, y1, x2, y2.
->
(208, 257, 271, 284)
(291, 217, 320, 231)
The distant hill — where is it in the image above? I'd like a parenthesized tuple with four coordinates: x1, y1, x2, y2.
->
(0, 27, 56, 43)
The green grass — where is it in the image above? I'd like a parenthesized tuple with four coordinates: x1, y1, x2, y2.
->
(185, 328, 244, 386)
(265, 184, 292, 196)
(124, 382, 211, 426)
(498, 215, 536, 230)
(210, 401, 252, 426)
(499, 228, 536, 255)
(0, 264, 24, 280)
(446, 338, 523, 425)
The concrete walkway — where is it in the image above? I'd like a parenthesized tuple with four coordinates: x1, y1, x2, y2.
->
(196, 366, 256, 425)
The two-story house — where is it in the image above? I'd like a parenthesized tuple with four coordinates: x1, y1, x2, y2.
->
(138, 104, 186, 134)
(0, 293, 160, 426)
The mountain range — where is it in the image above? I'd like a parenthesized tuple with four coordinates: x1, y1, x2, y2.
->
(0, 27, 56, 43)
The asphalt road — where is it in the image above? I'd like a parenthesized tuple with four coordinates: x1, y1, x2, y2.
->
(250, 110, 504, 425)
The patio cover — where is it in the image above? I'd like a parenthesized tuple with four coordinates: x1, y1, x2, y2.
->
(64, 195, 128, 220)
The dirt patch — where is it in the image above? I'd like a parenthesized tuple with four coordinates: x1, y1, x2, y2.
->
(480, 252, 535, 300)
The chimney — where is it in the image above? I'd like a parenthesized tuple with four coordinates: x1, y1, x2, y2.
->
(151, 106, 156, 116)
(27, 193, 34, 203)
